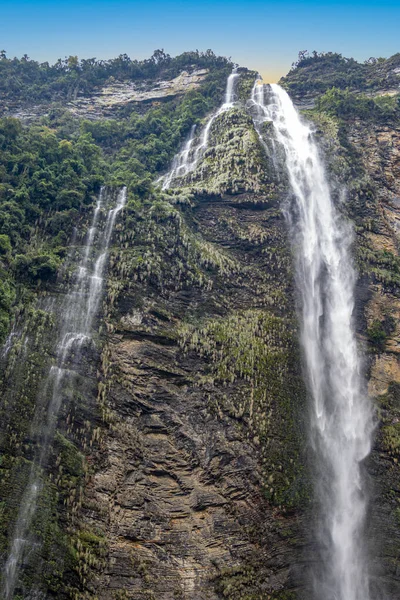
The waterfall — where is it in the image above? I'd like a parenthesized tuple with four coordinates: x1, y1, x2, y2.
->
(251, 81, 374, 599)
(2, 186, 127, 599)
(161, 124, 197, 190)
(224, 68, 239, 106)
(1, 328, 17, 358)
(192, 69, 239, 161)
(161, 69, 239, 189)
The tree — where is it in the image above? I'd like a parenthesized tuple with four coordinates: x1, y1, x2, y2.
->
(67, 55, 79, 70)
(151, 49, 171, 65)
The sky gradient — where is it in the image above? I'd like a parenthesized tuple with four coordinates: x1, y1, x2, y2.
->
(1, 0, 399, 82)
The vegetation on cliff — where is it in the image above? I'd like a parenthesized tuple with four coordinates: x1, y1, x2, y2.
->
(0, 49, 232, 110)
(281, 50, 400, 99)
(0, 47, 399, 599)
(0, 52, 232, 345)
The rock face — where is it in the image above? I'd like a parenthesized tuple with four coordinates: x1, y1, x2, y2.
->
(84, 113, 308, 598)
(11, 69, 209, 122)
(1, 58, 400, 599)
(66, 69, 209, 119)
(348, 119, 400, 598)
(84, 91, 400, 599)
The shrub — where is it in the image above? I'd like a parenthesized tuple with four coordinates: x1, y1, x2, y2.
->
(367, 319, 388, 351)
(0, 234, 11, 256)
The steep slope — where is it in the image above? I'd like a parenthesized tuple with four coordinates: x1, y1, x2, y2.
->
(0, 50, 399, 599)
(83, 110, 308, 598)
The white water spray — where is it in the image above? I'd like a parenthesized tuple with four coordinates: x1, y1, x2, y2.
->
(2, 187, 126, 599)
(251, 81, 374, 600)
(162, 124, 197, 190)
(161, 69, 239, 189)
(224, 69, 239, 106)
(1, 328, 17, 358)
(192, 69, 239, 161)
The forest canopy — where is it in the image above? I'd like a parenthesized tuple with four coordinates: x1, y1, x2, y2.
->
(0, 48, 232, 108)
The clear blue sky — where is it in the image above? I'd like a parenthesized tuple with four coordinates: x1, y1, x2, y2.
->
(1, 0, 399, 81)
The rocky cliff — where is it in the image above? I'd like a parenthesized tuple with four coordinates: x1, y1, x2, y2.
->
(0, 51, 399, 599)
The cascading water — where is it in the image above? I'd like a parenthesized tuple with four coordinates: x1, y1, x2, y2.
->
(161, 124, 197, 190)
(2, 186, 127, 599)
(192, 69, 239, 161)
(161, 69, 239, 189)
(251, 81, 374, 600)
(1, 328, 17, 358)
(224, 69, 239, 106)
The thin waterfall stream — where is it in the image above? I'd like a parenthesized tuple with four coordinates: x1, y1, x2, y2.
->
(161, 69, 239, 189)
(2, 186, 127, 599)
(250, 81, 374, 599)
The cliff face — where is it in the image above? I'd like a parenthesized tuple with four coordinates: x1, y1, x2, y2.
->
(11, 69, 210, 123)
(348, 118, 400, 597)
(0, 53, 399, 599)
(82, 102, 309, 599)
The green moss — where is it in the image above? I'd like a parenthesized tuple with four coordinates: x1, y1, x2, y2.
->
(54, 432, 84, 480)
(213, 564, 296, 599)
(106, 198, 242, 314)
(305, 110, 340, 142)
(173, 107, 276, 196)
(357, 247, 400, 293)
(179, 310, 292, 385)
(236, 70, 258, 102)
(213, 565, 269, 599)
(179, 310, 308, 508)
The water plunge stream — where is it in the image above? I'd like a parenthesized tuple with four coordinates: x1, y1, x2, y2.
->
(251, 81, 374, 599)
(2, 186, 127, 599)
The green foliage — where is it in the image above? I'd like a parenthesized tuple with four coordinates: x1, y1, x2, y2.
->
(0, 112, 108, 342)
(213, 565, 270, 599)
(236, 69, 258, 102)
(213, 564, 296, 599)
(179, 310, 308, 508)
(281, 51, 400, 97)
(367, 314, 396, 352)
(184, 107, 271, 195)
(14, 252, 60, 281)
(0, 234, 11, 255)
(54, 433, 84, 479)
(315, 87, 400, 122)
(367, 320, 388, 351)
(0, 49, 231, 110)
(0, 279, 14, 339)
(0, 118, 105, 241)
(106, 196, 239, 305)
(358, 247, 400, 292)
(0, 50, 238, 354)
(179, 310, 292, 385)
(101, 89, 225, 186)
(382, 423, 400, 456)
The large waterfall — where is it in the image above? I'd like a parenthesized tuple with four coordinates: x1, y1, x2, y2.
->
(2, 186, 126, 599)
(251, 82, 374, 599)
